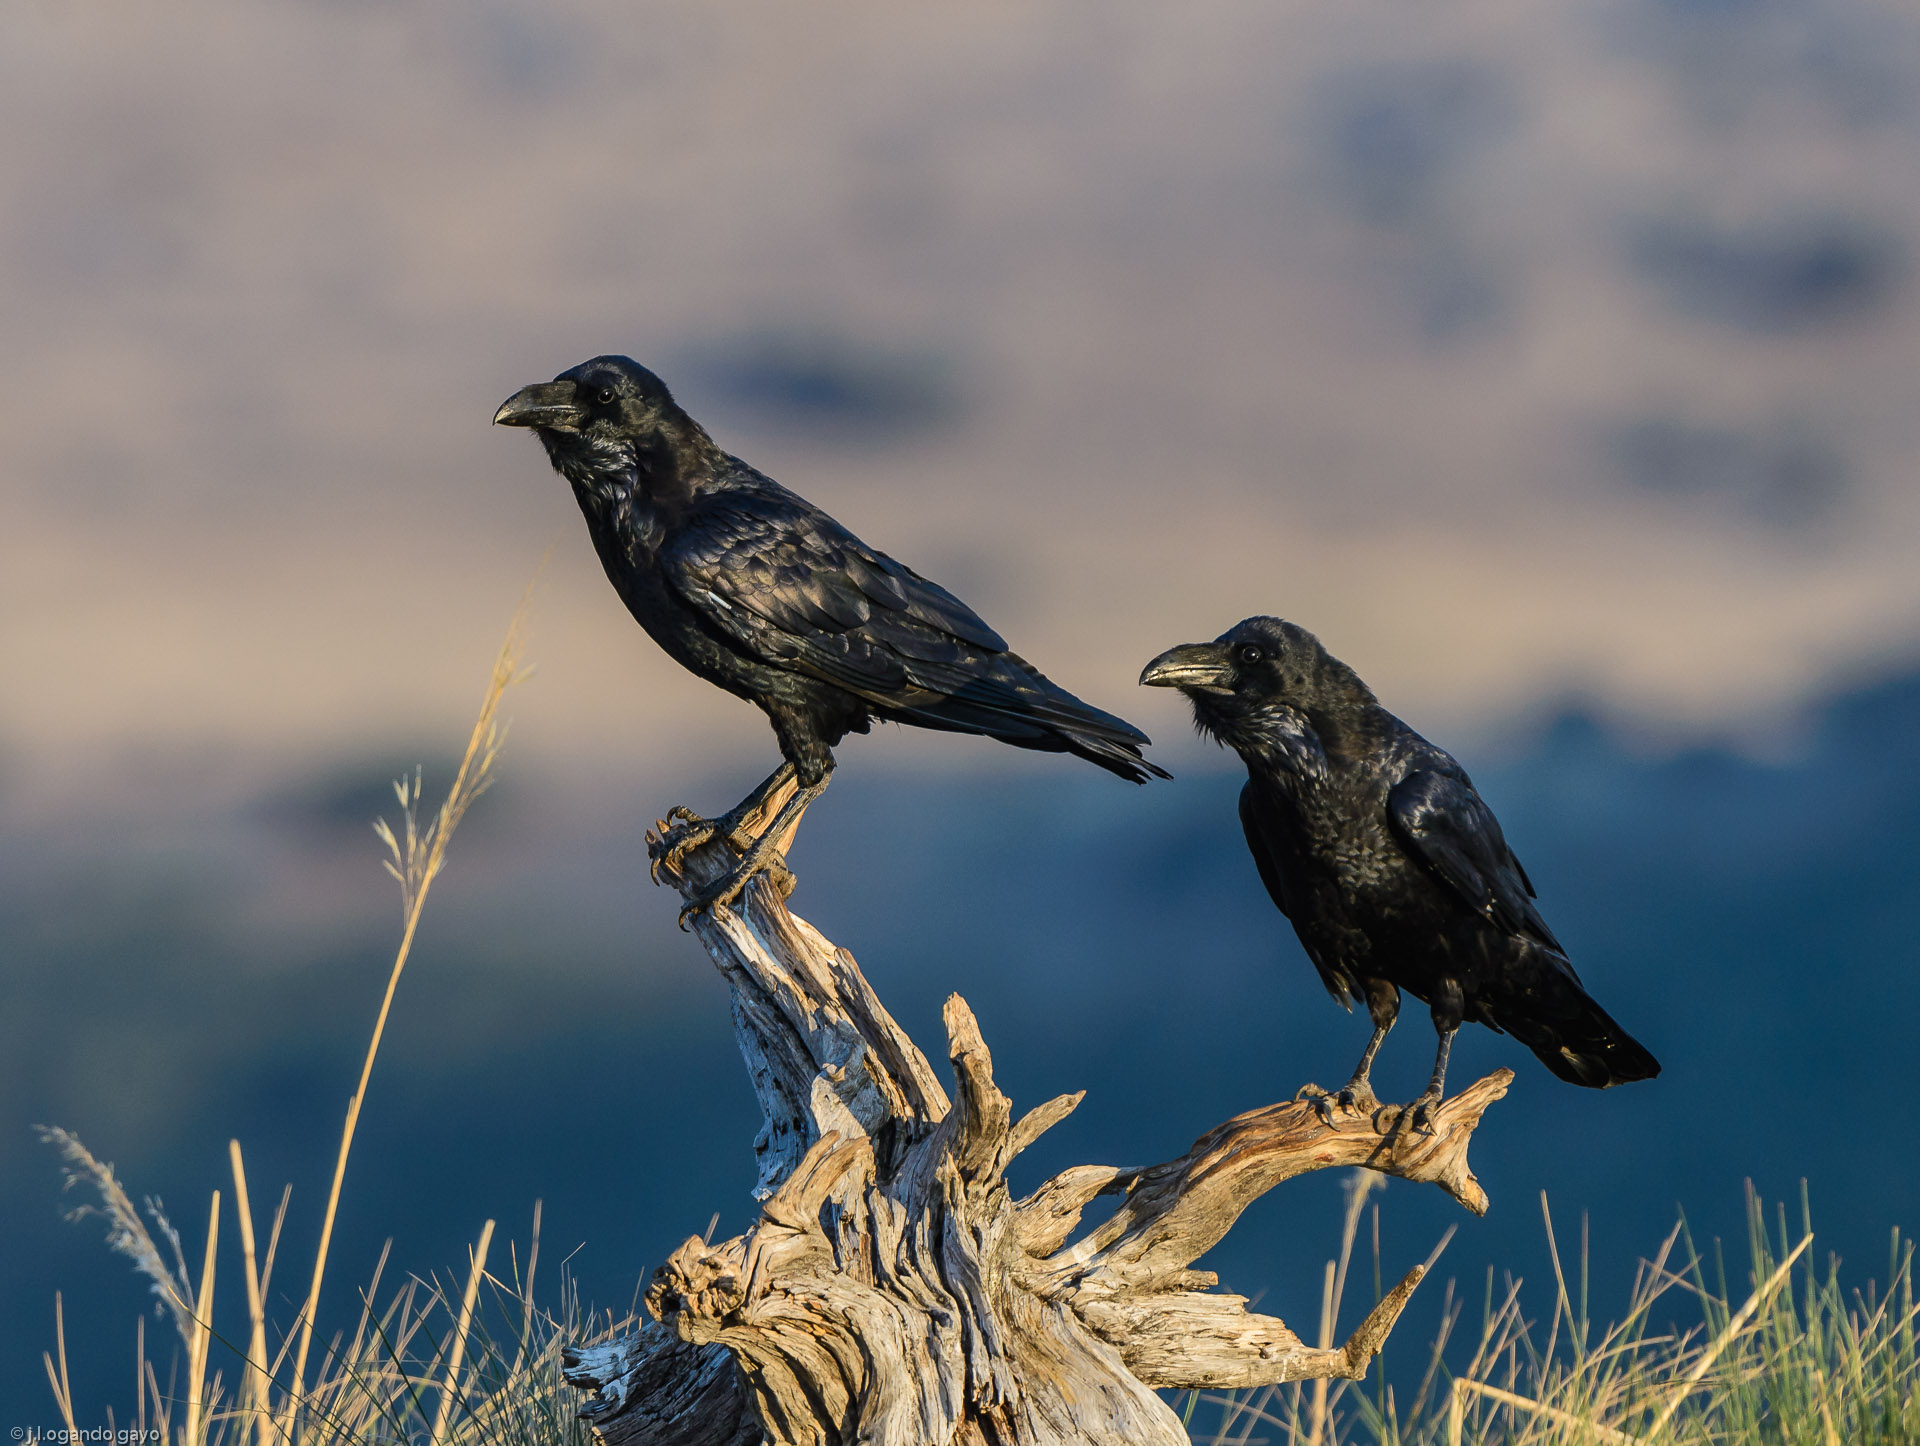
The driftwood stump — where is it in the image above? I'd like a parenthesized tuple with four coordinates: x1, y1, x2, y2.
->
(564, 781, 1512, 1446)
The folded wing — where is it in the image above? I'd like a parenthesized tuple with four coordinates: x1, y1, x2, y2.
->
(662, 490, 1164, 780)
(1386, 769, 1571, 968)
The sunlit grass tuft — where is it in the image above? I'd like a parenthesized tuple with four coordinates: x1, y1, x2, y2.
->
(46, 1175, 626, 1446)
(1186, 1182, 1920, 1446)
(34, 592, 613, 1446)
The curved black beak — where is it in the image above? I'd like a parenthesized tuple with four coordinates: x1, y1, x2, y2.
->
(494, 380, 586, 430)
(1140, 642, 1234, 693)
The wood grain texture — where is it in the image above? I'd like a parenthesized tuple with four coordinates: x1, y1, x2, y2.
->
(564, 782, 1509, 1445)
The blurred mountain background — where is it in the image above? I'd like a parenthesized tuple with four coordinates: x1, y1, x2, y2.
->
(4, 0, 1919, 1421)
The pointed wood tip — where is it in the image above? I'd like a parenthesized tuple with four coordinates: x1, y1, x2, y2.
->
(1341, 1264, 1425, 1374)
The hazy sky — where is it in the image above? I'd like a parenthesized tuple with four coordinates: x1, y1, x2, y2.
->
(7, 0, 1920, 784)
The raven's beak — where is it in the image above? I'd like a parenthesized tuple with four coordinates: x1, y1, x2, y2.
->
(494, 380, 586, 429)
(1139, 643, 1234, 693)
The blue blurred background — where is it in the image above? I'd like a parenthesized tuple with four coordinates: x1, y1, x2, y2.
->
(5, 0, 1920, 1424)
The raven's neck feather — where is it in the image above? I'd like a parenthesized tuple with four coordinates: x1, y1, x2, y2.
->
(1203, 694, 1397, 794)
(547, 414, 725, 524)
(1247, 713, 1332, 782)
(1201, 702, 1331, 783)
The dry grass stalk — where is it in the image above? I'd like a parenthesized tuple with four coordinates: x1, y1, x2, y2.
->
(505, 1199, 543, 1382)
(183, 1190, 220, 1446)
(1308, 1172, 1385, 1446)
(43, 1293, 80, 1441)
(227, 1142, 274, 1446)
(429, 1218, 496, 1445)
(1644, 1231, 1812, 1436)
(1445, 1378, 1644, 1446)
(288, 597, 531, 1410)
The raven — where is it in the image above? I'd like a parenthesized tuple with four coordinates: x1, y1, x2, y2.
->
(496, 355, 1166, 918)
(1142, 616, 1657, 1128)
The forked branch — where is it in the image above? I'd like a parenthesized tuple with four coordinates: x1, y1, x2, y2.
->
(566, 782, 1509, 1446)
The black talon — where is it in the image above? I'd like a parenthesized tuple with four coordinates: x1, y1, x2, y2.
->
(1300, 1063, 1381, 1127)
(653, 769, 795, 887)
(671, 819, 721, 865)
(678, 893, 733, 930)
(1400, 1090, 1443, 1137)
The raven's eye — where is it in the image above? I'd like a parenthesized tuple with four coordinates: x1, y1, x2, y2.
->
(1235, 643, 1265, 666)
(596, 386, 616, 404)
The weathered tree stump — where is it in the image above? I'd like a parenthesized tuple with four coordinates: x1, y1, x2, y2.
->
(564, 781, 1512, 1446)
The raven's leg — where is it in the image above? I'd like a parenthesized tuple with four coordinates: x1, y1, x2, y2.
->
(678, 765, 832, 926)
(654, 762, 798, 880)
(1309, 979, 1397, 1122)
(1406, 980, 1465, 1135)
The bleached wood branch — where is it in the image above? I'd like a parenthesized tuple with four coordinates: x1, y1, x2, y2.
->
(565, 780, 1510, 1446)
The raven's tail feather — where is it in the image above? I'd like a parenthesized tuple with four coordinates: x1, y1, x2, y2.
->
(1494, 972, 1661, 1089)
(882, 654, 1171, 783)
(1059, 730, 1172, 784)
(890, 691, 1170, 782)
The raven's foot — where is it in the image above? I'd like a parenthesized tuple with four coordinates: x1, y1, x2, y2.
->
(652, 759, 806, 885)
(675, 847, 796, 929)
(658, 765, 825, 928)
(651, 811, 714, 883)
(1392, 1087, 1445, 1138)
(651, 805, 755, 883)
(1296, 1077, 1383, 1124)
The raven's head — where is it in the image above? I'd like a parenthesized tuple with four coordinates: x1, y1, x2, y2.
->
(1140, 616, 1372, 758)
(495, 355, 714, 495)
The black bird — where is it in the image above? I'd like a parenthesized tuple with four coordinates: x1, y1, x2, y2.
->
(1141, 616, 1657, 1128)
(496, 355, 1166, 918)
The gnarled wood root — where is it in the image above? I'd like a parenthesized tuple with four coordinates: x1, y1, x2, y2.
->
(565, 782, 1511, 1446)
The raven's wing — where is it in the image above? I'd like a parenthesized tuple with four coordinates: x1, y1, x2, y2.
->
(1389, 770, 1660, 1087)
(661, 490, 1005, 683)
(1237, 782, 1294, 921)
(660, 489, 1161, 774)
(1386, 770, 1572, 969)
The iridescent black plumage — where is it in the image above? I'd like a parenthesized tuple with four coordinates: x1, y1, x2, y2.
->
(1143, 616, 1657, 1126)
(497, 355, 1165, 915)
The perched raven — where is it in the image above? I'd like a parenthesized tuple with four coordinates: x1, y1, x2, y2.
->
(496, 355, 1166, 918)
(1142, 616, 1657, 1127)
